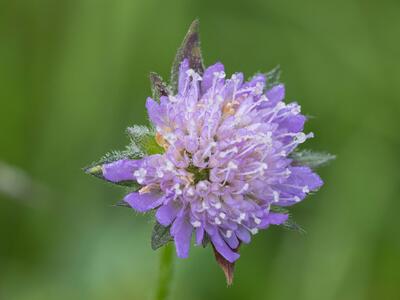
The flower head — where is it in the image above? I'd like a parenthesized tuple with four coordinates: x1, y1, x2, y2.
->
(86, 20, 333, 285)
(102, 59, 323, 262)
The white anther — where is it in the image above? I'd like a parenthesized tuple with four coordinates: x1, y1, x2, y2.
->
(186, 187, 195, 196)
(302, 186, 310, 193)
(273, 191, 280, 202)
(213, 202, 222, 209)
(250, 228, 259, 235)
(227, 161, 238, 170)
(219, 212, 226, 219)
(165, 160, 174, 171)
(254, 82, 264, 95)
(294, 132, 307, 143)
(156, 169, 164, 178)
(169, 95, 179, 103)
(276, 102, 286, 110)
(134, 168, 147, 184)
(214, 71, 226, 79)
(197, 181, 208, 191)
(165, 133, 177, 143)
(294, 196, 301, 202)
(215, 217, 222, 225)
(173, 183, 182, 195)
(226, 230, 233, 238)
(186, 69, 202, 80)
(254, 217, 261, 225)
(191, 220, 202, 228)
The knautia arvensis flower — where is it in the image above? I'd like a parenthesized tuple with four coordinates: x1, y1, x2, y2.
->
(85, 20, 333, 285)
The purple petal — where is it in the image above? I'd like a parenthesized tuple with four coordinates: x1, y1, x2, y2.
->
(241, 73, 265, 89)
(235, 226, 251, 244)
(102, 159, 140, 182)
(201, 62, 224, 93)
(280, 114, 306, 133)
(290, 166, 323, 191)
(124, 192, 164, 212)
(178, 59, 190, 94)
(156, 202, 180, 226)
(266, 84, 285, 104)
(171, 215, 193, 258)
(223, 232, 240, 249)
(259, 213, 288, 229)
(146, 96, 169, 127)
(210, 231, 240, 263)
(275, 166, 323, 206)
(195, 227, 205, 246)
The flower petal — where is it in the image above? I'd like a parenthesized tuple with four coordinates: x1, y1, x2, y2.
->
(259, 213, 288, 229)
(235, 226, 251, 244)
(146, 97, 162, 126)
(156, 202, 180, 226)
(124, 192, 164, 212)
(275, 166, 323, 206)
(195, 227, 205, 246)
(266, 84, 285, 104)
(210, 231, 240, 263)
(178, 59, 190, 95)
(201, 62, 224, 93)
(102, 159, 140, 182)
(171, 215, 193, 258)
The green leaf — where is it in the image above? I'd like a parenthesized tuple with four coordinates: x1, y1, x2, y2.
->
(290, 150, 336, 169)
(151, 221, 173, 250)
(126, 125, 164, 155)
(149, 72, 170, 101)
(170, 19, 204, 93)
(265, 65, 281, 89)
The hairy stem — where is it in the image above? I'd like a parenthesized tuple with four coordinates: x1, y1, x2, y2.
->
(155, 243, 174, 300)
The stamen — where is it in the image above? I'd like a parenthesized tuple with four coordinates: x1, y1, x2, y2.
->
(191, 220, 202, 228)
(134, 168, 147, 184)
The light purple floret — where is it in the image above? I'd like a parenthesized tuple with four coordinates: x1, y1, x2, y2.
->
(102, 60, 323, 262)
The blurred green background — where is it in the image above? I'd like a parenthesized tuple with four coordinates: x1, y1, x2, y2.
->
(1, 0, 400, 299)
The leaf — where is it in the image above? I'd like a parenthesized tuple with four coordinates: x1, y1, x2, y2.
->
(170, 19, 205, 93)
(265, 65, 281, 89)
(126, 125, 164, 155)
(212, 243, 240, 286)
(149, 72, 170, 101)
(151, 221, 173, 250)
(290, 150, 336, 169)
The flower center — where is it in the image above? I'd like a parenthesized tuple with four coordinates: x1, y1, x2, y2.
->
(186, 164, 210, 184)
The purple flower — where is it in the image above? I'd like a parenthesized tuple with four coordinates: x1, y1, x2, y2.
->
(102, 60, 323, 263)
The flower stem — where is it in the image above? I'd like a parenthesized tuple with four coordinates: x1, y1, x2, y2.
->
(155, 243, 174, 300)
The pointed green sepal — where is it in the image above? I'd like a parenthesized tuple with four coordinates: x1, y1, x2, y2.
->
(265, 65, 281, 89)
(270, 205, 306, 234)
(170, 19, 205, 93)
(290, 150, 336, 169)
(127, 125, 164, 155)
(150, 72, 170, 101)
(151, 221, 173, 250)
